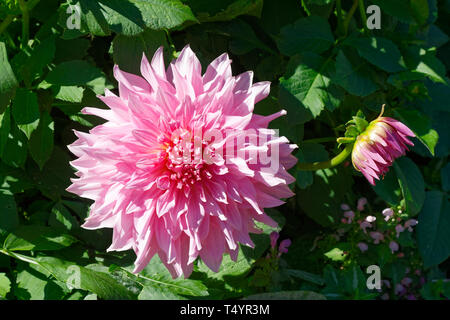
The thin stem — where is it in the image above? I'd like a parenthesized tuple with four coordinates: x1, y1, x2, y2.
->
(0, 249, 39, 265)
(343, 0, 359, 36)
(297, 143, 354, 171)
(326, 111, 340, 137)
(301, 137, 337, 144)
(28, 0, 41, 10)
(18, 0, 29, 47)
(358, 0, 368, 33)
(301, 0, 311, 16)
(0, 14, 15, 36)
(336, 0, 344, 35)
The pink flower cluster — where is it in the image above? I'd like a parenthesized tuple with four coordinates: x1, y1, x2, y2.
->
(269, 231, 291, 258)
(339, 199, 418, 256)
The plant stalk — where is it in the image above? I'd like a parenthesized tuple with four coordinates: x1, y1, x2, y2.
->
(297, 143, 354, 171)
(18, 0, 30, 47)
(343, 0, 359, 36)
(358, 0, 368, 33)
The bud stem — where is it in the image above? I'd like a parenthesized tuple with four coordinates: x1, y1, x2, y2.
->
(297, 143, 354, 171)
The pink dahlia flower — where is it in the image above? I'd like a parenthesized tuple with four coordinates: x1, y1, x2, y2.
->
(351, 109, 415, 185)
(67, 45, 297, 278)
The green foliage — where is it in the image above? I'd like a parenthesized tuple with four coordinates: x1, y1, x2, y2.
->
(418, 191, 450, 267)
(0, 0, 448, 301)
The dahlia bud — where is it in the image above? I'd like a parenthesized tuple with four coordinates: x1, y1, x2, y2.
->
(351, 107, 415, 185)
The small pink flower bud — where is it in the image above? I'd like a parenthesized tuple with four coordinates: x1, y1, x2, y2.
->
(395, 283, 406, 296)
(357, 242, 368, 252)
(370, 231, 384, 244)
(389, 241, 399, 253)
(401, 277, 413, 287)
(344, 210, 355, 223)
(382, 208, 394, 221)
(365, 215, 376, 223)
(381, 293, 390, 300)
(395, 224, 405, 238)
(360, 221, 372, 234)
(278, 239, 291, 255)
(270, 231, 279, 249)
(420, 277, 425, 285)
(357, 197, 367, 211)
(404, 219, 418, 232)
(341, 203, 351, 211)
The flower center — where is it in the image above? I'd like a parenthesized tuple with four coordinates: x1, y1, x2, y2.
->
(162, 129, 213, 189)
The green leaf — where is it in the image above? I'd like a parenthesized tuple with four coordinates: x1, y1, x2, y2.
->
(0, 193, 18, 237)
(296, 143, 329, 189)
(67, 0, 197, 36)
(136, 256, 208, 299)
(297, 167, 353, 227)
(0, 161, 33, 195)
(322, 265, 372, 299)
(279, 53, 341, 122)
(27, 146, 74, 201)
(334, 50, 378, 97)
(393, 157, 425, 216)
(410, 0, 429, 25)
(2, 122, 28, 168)
(244, 290, 326, 300)
(371, 0, 415, 24)
(0, 273, 11, 298)
(45, 60, 107, 91)
(259, 0, 302, 36)
(346, 37, 404, 73)
(0, 42, 18, 114)
(11, 88, 40, 126)
(15, 263, 66, 300)
(324, 247, 346, 262)
(138, 285, 186, 299)
(426, 24, 449, 49)
(16, 36, 56, 86)
(218, 19, 274, 55)
(54, 86, 85, 103)
(371, 169, 401, 205)
(277, 16, 334, 56)
(3, 225, 77, 251)
(187, 0, 263, 22)
(49, 202, 79, 231)
(441, 163, 450, 192)
(36, 257, 137, 299)
(417, 191, 450, 267)
(352, 116, 369, 133)
(0, 108, 11, 156)
(113, 29, 168, 74)
(415, 50, 448, 84)
(387, 70, 427, 87)
(285, 269, 324, 285)
(54, 38, 90, 64)
(28, 111, 54, 170)
(393, 108, 438, 156)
